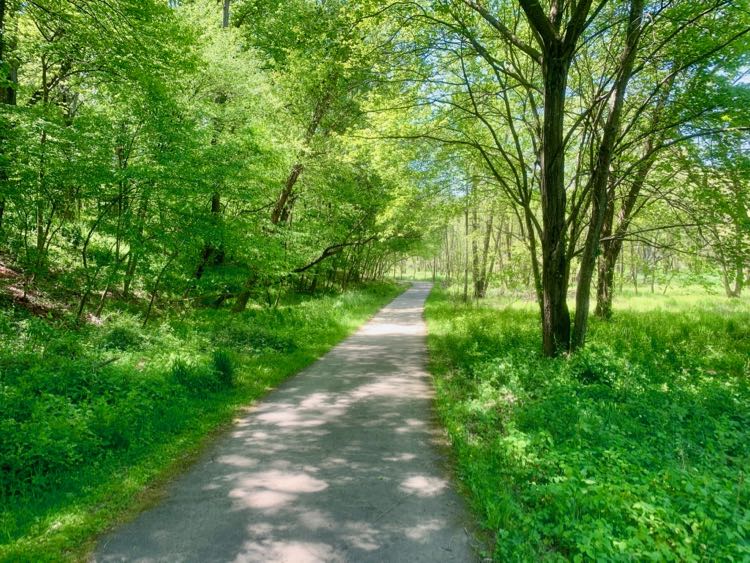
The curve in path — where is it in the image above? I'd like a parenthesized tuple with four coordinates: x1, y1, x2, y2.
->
(95, 282, 477, 562)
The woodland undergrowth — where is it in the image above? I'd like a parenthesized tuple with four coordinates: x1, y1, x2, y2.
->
(0, 281, 402, 561)
(426, 287, 750, 561)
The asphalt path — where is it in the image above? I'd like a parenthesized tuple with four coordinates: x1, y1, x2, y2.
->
(95, 282, 477, 562)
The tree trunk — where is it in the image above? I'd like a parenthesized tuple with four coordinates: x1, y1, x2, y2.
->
(478, 211, 494, 297)
(463, 198, 469, 302)
(720, 253, 744, 298)
(732, 256, 744, 297)
(471, 207, 480, 298)
(0, 0, 17, 229)
(539, 51, 572, 356)
(271, 163, 303, 225)
(123, 191, 148, 296)
(222, 0, 230, 28)
(0, 0, 17, 106)
(594, 244, 618, 319)
(572, 0, 643, 350)
(232, 279, 254, 312)
(142, 251, 177, 326)
(517, 0, 598, 355)
(194, 191, 224, 279)
(473, 211, 494, 298)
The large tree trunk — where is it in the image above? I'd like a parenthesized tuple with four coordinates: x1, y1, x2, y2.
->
(222, 0, 230, 28)
(517, 0, 598, 355)
(539, 50, 572, 356)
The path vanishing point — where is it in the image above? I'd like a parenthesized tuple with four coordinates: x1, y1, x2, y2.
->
(94, 282, 477, 562)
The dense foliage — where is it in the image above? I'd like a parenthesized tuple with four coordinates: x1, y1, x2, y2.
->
(1, 0, 748, 560)
(427, 287, 750, 560)
(0, 0, 439, 320)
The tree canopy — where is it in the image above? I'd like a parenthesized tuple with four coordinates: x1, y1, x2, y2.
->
(1, 0, 748, 353)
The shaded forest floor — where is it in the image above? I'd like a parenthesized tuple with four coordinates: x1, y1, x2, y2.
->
(0, 280, 403, 561)
(426, 287, 750, 561)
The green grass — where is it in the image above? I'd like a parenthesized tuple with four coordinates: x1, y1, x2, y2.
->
(0, 281, 403, 562)
(426, 287, 750, 561)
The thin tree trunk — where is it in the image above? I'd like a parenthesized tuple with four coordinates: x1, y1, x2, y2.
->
(471, 206, 480, 298)
(123, 192, 148, 296)
(143, 254, 176, 327)
(631, 243, 638, 294)
(732, 256, 744, 297)
(271, 163, 303, 225)
(479, 211, 494, 296)
(572, 0, 644, 350)
(594, 245, 618, 319)
(463, 196, 469, 302)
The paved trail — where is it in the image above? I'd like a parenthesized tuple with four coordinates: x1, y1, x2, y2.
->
(95, 283, 476, 562)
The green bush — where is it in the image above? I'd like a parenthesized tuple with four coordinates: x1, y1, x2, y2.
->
(567, 344, 622, 386)
(217, 324, 297, 353)
(102, 316, 144, 351)
(212, 349, 235, 387)
(170, 358, 220, 392)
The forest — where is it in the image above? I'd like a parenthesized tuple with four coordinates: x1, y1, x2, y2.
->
(1, 0, 748, 560)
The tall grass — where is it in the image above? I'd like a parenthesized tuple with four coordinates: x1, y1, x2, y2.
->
(0, 282, 403, 561)
(426, 288, 750, 561)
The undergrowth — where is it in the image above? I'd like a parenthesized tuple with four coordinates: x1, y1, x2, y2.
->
(426, 288, 750, 561)
(0, 281, 402, 561)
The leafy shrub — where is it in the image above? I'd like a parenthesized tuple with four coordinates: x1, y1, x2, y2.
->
(217, 325, 297, 353)
(44, 334, 86, 359)
(102, 317, 144, 350)
(567, 344, 622, 386)
(212, 349, 235, 387)
(89, 398, 131, 450)
(171, 358, 226, 392)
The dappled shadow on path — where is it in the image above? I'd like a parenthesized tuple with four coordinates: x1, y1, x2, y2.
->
(95, 283, 475, 563)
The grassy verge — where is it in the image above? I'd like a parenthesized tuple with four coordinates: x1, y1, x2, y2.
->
(0, 281, 403, 562)
(426, 287, 749, 561)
